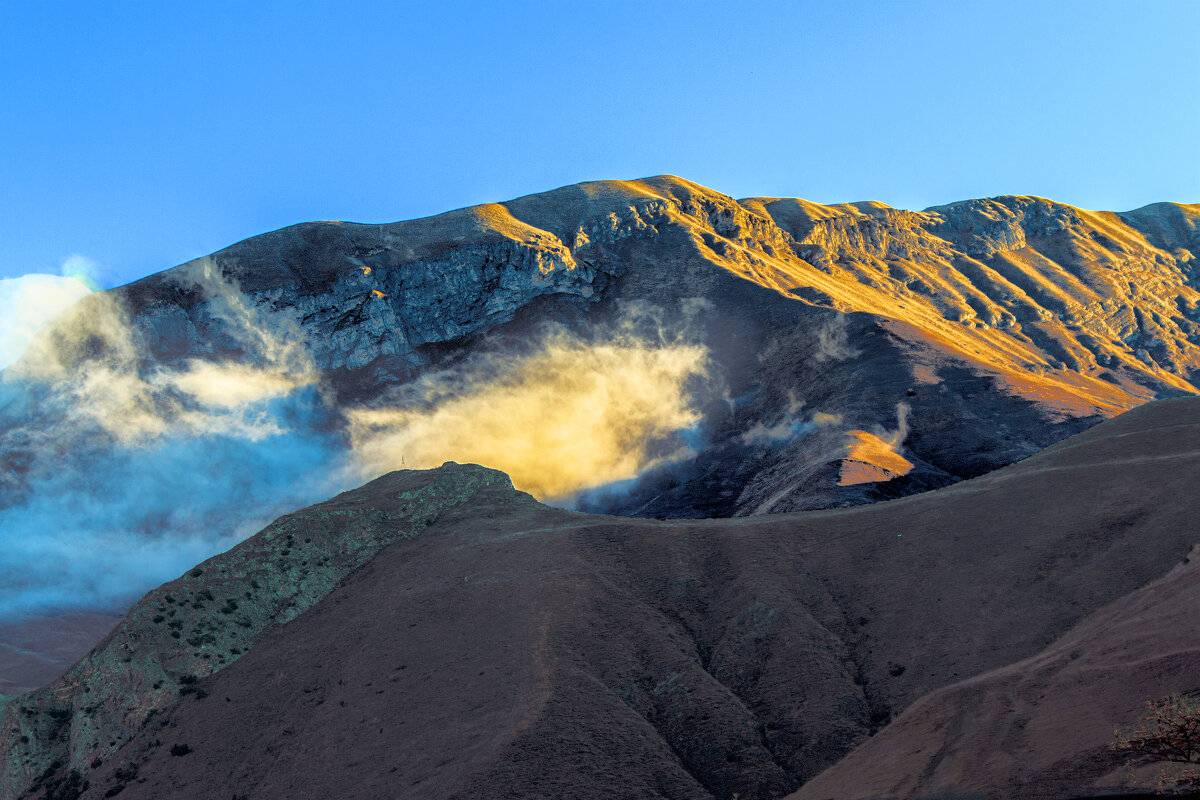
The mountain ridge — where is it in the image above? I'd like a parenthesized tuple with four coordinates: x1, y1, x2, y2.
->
(2, 175, 1199, 699)
(101, 175, 1200, 405)
(13, 177, 1196, 491)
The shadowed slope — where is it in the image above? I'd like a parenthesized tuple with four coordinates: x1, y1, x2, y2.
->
(3, 397, 1199, 799)
(792, 553, 1200, 800)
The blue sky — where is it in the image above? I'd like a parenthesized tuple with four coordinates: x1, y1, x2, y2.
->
(1, 0, 1197, 288)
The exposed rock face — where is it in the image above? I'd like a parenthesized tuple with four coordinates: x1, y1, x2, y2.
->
(8, 177, 1198, 523)
(4, 397, 1200, 800)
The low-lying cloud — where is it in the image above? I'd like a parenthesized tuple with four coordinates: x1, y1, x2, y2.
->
(0, 274, 712, 621)
(8, 259, 317, 443)
(874, 401, 911, 450)
(0, 397, 344, 619)
(740, 392, 813, 446)
(347, 330, 709, 500)
(814, 314, 861, 362)
(0, 260, 343, 620)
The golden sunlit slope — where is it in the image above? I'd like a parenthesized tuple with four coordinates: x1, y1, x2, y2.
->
(118, 174, 1198, 420)
(501, 175, 1200, 412)
(709, 185, 1197, 406)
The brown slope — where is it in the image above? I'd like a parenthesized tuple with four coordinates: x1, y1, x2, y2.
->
(12, 396, 1191, 800)
(791, 545, 1200, 800)
(0, 613, 120, 696)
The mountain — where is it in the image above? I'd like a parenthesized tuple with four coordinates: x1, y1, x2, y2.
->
(4, 395, 1199, 800)
(3, 175, 1198, 778)
(6, 177, 1199, 523)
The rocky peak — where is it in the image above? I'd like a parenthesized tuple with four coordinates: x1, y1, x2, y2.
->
(923, 195, 1080, 257)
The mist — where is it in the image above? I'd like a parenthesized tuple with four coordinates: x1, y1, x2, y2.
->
(0, 263, 350, 621)
(0, 275, 713, 621)
(0, 273, 94, 370)
(0, 391, 345, 619)
(347, 330, 709, 500)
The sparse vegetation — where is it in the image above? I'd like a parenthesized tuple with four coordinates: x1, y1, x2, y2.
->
(1113, 693, 1200, 790)
(177, 674, 204, 697)
(104, 764, 137, 797)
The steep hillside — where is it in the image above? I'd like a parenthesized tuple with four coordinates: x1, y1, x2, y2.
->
(6, 178, 1199, 520)
(793, 545, 1200, 800)
(4, 396, 1199, 800)
(2, 177, 1198, 700)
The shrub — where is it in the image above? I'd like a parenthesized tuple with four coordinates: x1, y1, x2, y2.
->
(1113, 693, 1200, 790)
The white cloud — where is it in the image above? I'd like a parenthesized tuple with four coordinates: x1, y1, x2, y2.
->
(58, 253, 104, 290)
(0, 273, 94, 370)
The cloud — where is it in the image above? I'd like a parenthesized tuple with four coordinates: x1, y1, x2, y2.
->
(738, 393, 843, 447)
(0, 261, 345, 621)
(813, 314, 861, 362)
(156, 361, 303, 409)
(0, 278, 713, 621)
(738, 392, 810, 446)
(874, 401, 911, 450)
(0, 273, 94, 370)
(0, 393, 346, 619)
(58, 254, 105, 291)
(6, 258, 318, 443)
(346, 329, 710, 500)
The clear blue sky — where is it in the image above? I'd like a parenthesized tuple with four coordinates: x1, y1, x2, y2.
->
(1, 0, 1197, 287)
